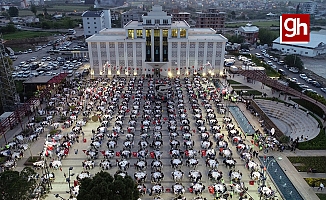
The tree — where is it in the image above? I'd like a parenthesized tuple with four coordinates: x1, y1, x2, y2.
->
(30, 4, 37, 16)
(78, 171, 139, 200)
(258, 28, 278, 46)
(231, 11, 236, 19)
(283, 54, 304, 70)
(8, 7, 19, 17)
(227, 35, 245, 44)
(0, 167, 38, 200)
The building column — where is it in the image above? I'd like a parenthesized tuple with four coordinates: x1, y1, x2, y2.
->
(115, 42, 119, 75)
(124, 42, 128, 76)
(151, 29, 154, 62)
(219, 42, 227, 75)
(142, 42, 147, 75)
(194, 42, 199, 74)
(97, 43, 102, 76)
(106, 42, 111, 75)
(203, 42, 208, 75)
(160, 29, 163, 62)
(88, 42, 94, 77)
(212, 42, 217, 75)
(133, 43, 137, 75)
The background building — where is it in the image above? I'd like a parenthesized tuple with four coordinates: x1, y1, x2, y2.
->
(272, 32, 326, 57)
(301, 1, 318, 15)
(82, 10, 111, 38)
(195, 8, 226, 32)
(86, 5, 227, 77)
(121, 8, 146, 27)
(236, 23, 259, 44)
(171, 9, 190, 23)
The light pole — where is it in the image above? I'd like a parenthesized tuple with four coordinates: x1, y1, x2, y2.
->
(67, 167, 74, 193)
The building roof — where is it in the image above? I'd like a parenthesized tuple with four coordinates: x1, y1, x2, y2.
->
(239, 25, 259, 33)
(273, 33, 326, 48)
(23, 76, 54, 84)
(82, 11, 103, 17)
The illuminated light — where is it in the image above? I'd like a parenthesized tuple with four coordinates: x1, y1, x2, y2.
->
(108, 70, 111, 75)
(117, 71, 120, 75)
(177, 70, 180, 75)
(134, 71, 137, 76)
(203, 73, 206, 76)
(168, 72, 172, 77)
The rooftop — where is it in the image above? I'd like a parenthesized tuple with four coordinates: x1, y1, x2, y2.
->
(23, 76, 54, 84)
(239, 25, 259, 33)
(82, 11, 103, 18)
(273, 33, 326, 48)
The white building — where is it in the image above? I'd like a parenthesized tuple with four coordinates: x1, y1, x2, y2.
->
(82, 10, 111, 38)
(301, 1, 318, 15)
(272, 33, 326, 57)
(86, 5, 227, 77)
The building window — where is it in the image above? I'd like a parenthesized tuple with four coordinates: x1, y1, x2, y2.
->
(171, 29, 178, 38)
(136, 29, 143, 38)
(95, 27, 97, 29)
(88, 27, 90, 29)
(180, 29, 186, 38)
(94, 18, 96, 20)
(294, 50, 296, 52)
(87, 18, 89, 20)
(155, 19, 160, 24)
(282, 48, 284, 50)
(128, 29, 134, 39)
(87, 22, 89, 24)
(94, 22, 96, 24)
(95, 31, 97, 33)
(305, 52, 308, 54)
(163, 19, 168, 24)
(146, 20, 151, 24)
(163, 29, 168, 37)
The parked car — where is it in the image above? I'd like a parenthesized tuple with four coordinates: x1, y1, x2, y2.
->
(299, 74, 308, 80)
(289, 67, 299, 73)
(320, 88, 326, 93)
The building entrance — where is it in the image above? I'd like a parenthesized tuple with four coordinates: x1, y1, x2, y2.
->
(154, 68, 161, 78)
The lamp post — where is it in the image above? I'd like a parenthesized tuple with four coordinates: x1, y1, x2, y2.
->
(67, 167, 74, 193)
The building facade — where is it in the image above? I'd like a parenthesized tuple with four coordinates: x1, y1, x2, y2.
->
(82, 10, 111, 38)
(195, 8, 225, 32)
(171, 11, 190, 23)
(236, 24, 259, 44)
(86, 5, 227, 77)
(121, 9, 146, 27)
(301, 1, 318, 15)
(272, 33, 326, 57)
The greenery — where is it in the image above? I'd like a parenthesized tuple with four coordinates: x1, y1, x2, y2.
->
(49, 129, 60, 135)
(226, 35, 245, 44)
(241, 90, 262, 96)
(227, 80, 241, 84)
(258, 28, 279, 46)
(30, 4, 37, 16)
(3, 30, 56, 40)
(0, 24, 17, 34)
(231, 85, 251, 89)
(226, 20, 279, 28)
(283, 55, 304, 70)
(304, 178, 326, 187)
(78, 171, 139, 200)
(292, 98, 324, 118)
(242, 53, 279, 77)
(0, 167, 38, 200)
(317, 193, 326, 200)
(288, 156, 326, 173)
(8, 7, 19, 17)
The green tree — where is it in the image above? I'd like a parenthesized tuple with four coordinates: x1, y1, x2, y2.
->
(0, 167, 38, 200)
(30, 4, 37, 16)
(8, 7, 19, 17)
(227, 35, 245, 44)
(231, 11, 236, 19)
(78, 171, 139, 200)
(258, 28, 278, 46)
(283, 54, 304, 70)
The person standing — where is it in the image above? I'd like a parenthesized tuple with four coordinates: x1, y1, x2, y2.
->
(317, 183, 324, 191)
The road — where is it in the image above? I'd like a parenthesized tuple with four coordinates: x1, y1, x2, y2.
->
(246, 48, 326, 98)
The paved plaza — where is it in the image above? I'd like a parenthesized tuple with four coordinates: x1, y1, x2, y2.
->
(0, 74, 323, 200)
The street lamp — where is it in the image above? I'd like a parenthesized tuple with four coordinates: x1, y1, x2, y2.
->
(54, 194, 65, 200)
(66, 167, 74, 193)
